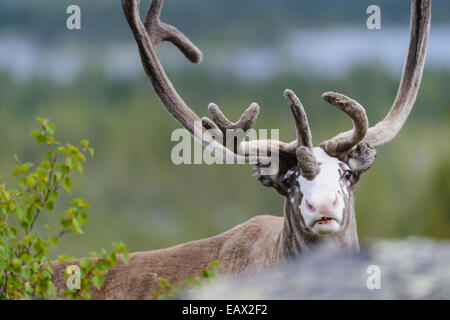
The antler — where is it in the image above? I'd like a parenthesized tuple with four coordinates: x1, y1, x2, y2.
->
(122, 0, 308, 163)
(284, 89, 313, 150)
(122, 0, 201, 135)
(123, 0, 430, 174)
(122, 0, 265, 162)
(320, 92, 368, 156)
(201, 102, 262, 154)
(283, 89, 320, 180)
(321, 0, 431, 155)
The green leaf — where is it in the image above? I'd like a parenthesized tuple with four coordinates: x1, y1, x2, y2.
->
(208, 261, 221, 268)
(36, 117, 49, 125)
(7, 227, 17, 239)
(36, 134, 46, 145)
(12, 257, 22, 267)
(80, 259, 92, 269)
(37, 167, 47, 178)
(45, 201, 54, 211)
(152, 290, 161, 298)
(81, 139, 89, 148)
(71, 217, 83, 235)
(61, 165, 70, 175)
(21, 268, 32, 280)
(66, 157, 75, 170)
(63, 177, 72, 192)
(46, 123, 55, 135)
(30, 130, 41, 137)
(91, 276, 104, 290)
(23, 162, 34, 170)
(42, 161, 52, 169)
(53, 172, 61, 184)
(48, 236, 59, 247)
(58, 254, 74, 261)
(16, 207, 26, 220)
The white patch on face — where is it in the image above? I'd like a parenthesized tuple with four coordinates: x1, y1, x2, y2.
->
(297, 147, 350, 235)
(348, 158, 361, 172)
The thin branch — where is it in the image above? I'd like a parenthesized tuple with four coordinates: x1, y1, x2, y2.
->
(26, 155, 57, 235)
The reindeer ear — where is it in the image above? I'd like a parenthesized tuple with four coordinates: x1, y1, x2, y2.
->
(252, 163, 286, 196)
(348, 143, 377, 176)
(252, 153, 296, 196)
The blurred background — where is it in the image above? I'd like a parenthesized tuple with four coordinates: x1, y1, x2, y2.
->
(0, 0, 449, 258)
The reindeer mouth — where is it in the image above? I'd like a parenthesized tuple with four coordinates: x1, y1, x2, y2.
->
(314, 217, 337, 226)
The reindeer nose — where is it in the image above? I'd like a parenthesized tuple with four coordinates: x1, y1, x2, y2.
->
(305, 193, 339, 215)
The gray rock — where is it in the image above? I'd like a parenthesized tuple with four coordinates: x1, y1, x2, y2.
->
(189, 239, 450, 299)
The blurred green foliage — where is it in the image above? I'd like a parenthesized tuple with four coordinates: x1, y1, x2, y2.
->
(153, 261, 220, 299)
(0, 62, 449, 259)
(0, 118, 129, 299)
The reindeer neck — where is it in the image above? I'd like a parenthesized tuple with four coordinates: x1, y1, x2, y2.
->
(277, 198, 359, 261)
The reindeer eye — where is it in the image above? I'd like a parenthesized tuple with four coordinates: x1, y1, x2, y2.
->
(343, 170, 352, 180)
(282, 177, 292, 188)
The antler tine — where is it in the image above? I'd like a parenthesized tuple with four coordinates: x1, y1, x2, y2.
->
(208, 103, 260, 133)
(204, 102, 260, 153)
(321, 0, 431, 151)
(145, 0, 163, 22)
(144, 0, 163, 23)
(283, 89, 313, 150)
(201, 115, 221, 132)
(320, 92, 368, 156)
(143, 0, 202, 63)
(283, 89, 320, 180)
(207, 103, 234, 132)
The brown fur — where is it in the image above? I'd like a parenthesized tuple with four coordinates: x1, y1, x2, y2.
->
(52, 198, 359, 300)
(52, 215, 282, 299)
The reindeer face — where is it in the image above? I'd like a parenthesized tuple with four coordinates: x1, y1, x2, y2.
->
(284, 148, 352, 235)
(254, 144, 376, 236)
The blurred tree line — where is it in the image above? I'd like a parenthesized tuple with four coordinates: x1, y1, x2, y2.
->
(1, 0, 449, 44)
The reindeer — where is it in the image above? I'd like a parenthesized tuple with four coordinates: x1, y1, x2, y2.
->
(52, 0, 431, 299)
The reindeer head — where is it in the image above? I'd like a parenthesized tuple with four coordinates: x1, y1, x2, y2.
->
(251, 90, 378, 236)
(245, 89, 380, 237)
(123, 0, 431, 240)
